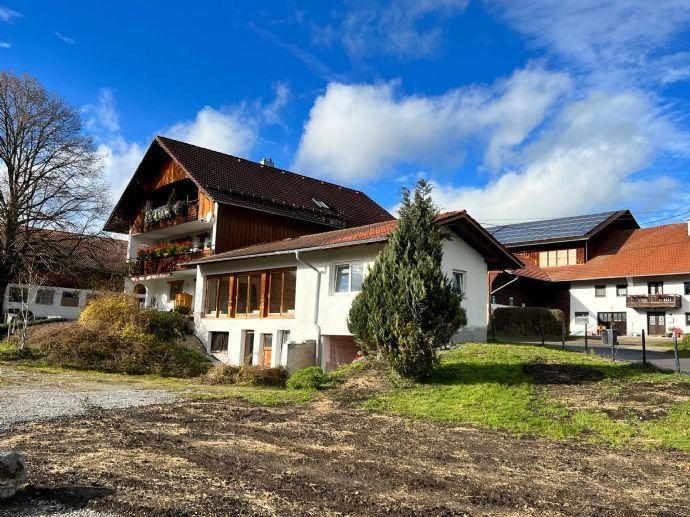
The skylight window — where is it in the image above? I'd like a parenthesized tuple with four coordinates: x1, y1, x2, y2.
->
(312, 198, 329, 209)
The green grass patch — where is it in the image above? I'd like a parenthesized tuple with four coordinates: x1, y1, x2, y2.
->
(362, 343, 690, 450)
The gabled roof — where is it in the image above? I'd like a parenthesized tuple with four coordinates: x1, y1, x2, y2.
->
(104, 136, 393, 233)
(488, 210, 638, 247)
(190, 211, 522, 271)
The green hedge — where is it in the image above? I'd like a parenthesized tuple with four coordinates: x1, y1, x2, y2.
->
(493, 307, 565, 337)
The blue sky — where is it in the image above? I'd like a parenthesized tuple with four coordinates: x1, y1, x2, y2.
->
(2, 1, 690, 227)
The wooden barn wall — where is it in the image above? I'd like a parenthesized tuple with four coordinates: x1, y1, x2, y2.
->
(214, 204, 328, 253)
(198, 192, 214, 221)
(145, 159, 187, 190)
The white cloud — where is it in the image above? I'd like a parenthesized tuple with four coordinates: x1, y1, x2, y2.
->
(489, 0, 690, 85)
(166, 107, 257, 158)
(87, 85, 290, 201)
(294, 66, 570, 181)
(83, 88, 120, 134)
(0, 41, 10, 48)
(0, 6, 20, 23)
(427, 91, 683, 221)
(54, 32, 76, 45)
(339, 0, 469, 59)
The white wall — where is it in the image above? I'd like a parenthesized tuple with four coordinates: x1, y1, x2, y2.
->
(4, 283, 98, 321)
(193, 229, 491, 367)
(125, 275, 196, 311)
(569, 274, 690, 336)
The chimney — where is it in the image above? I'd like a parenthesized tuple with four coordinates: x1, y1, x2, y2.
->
(260, 157, 275, 167)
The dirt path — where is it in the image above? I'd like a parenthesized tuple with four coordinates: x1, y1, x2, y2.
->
(1, 398, 688, 516)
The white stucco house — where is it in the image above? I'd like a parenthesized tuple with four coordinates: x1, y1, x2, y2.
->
(190, 211, 520, 371)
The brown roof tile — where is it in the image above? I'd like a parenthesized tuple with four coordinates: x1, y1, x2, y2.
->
(192, 210, 521, 271)
(156, 136, 394, 228)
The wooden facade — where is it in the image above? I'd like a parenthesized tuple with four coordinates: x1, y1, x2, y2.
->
(214, 204, 327, 253)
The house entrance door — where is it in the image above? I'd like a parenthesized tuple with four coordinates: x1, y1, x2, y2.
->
(261, 334, 273, 367)
(647, 312, 666, 336)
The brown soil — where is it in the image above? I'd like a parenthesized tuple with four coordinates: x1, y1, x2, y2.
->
(524, 362, 690, 422)
(1, 400, 689, 516)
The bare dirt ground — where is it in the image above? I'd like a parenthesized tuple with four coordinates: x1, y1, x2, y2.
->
(1, 395, 689, 517)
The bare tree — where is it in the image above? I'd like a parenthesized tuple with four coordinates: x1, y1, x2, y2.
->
(0, 72, 108, 314)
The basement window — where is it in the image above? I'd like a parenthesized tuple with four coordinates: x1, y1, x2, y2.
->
(210, 331, 229, 353)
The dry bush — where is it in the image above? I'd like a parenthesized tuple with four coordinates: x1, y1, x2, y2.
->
(80, 293, 140, 332)
(200, 363, 241, 385)
(25, 320, 210, 378)
(236, 365, 288, 387)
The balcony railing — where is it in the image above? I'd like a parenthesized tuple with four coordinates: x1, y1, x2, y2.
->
(128, 249, 211, 277)
(137, 201, 200, 233)
(626, 294, 682, 309)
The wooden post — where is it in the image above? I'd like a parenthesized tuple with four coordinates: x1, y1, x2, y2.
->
(584, 324, 589, 354)
(641, 329, 646, 364)
(539, 314, 545, 346)
(561, 319, 565, 350)
(673, 332, 681, 373)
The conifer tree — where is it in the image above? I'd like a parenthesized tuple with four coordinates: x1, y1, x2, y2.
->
(348, 180, 466, 380)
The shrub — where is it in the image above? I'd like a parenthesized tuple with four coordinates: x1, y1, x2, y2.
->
(201, 363, 241, 385)
(492, 307, 565, 337)
(80, 293, 140, 332)
(286, 366, 326, 390)
(131, 309, 185, 341)
(236, 365, 287, 387)
(348, 180, 466, 380)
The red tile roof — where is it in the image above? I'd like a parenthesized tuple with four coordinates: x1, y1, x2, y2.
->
(509, 222, 690, 282)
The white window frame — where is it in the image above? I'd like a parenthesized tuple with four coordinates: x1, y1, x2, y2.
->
(452, 270, 466, 295)
(333, 262, 363, 294)
(35, 289, 55, 305)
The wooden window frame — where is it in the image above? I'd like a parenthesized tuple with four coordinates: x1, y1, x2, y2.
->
(169, 280, 184, 300)
(267, 268, 296, 318)
(204, 267, 296, 320)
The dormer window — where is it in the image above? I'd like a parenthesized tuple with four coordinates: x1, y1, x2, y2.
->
(312, 198, 329, 209)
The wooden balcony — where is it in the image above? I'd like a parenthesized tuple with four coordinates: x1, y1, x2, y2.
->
(626, 294, 682, 309)
(141, 201, 199, 233)
(128, 249, 211, 277)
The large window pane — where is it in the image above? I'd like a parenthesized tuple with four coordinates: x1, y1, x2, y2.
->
(236, 275, 248, 314)
(206, 278, 218, 314)
(283, 270, 296, 313)
(269, 272, 282, 314)
(351, 263, 363, 291)
(218, 276, 230, 315)
(335, 265, 350, 293)
(249, 275, 261, 314)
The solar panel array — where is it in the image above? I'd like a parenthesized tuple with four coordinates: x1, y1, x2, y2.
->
(487, 211, 618, 245)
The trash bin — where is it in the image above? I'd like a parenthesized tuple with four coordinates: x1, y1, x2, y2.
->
(602, 329, 617, 346)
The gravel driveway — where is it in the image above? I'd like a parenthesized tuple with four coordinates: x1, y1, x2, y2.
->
(0, 367, 177, 432)
(0, 366, 177, 516)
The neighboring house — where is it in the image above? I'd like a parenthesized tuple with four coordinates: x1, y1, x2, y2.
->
(103, 136, 393, 313)
(189, 211, 520, 371)
(488, 210, 690, 337)
(3, 233, 127, 321)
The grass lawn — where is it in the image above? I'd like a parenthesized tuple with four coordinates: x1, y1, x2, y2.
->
(363, 343, 690, 450)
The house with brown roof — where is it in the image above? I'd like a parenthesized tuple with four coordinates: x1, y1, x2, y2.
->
(489, 211, 690, 337)
(104, 136, 392, 314)
(4, 232, 127, 321)
(189, 211, 519, 370)
(105, 136, 520, 370)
